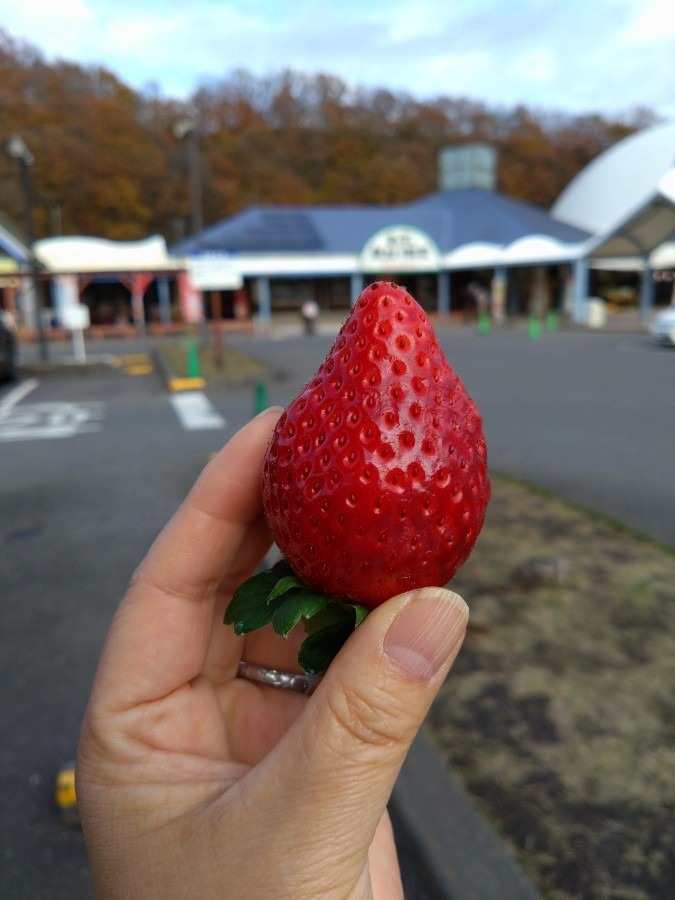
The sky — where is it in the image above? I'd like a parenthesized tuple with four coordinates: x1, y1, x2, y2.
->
(2, 0, 674, 119)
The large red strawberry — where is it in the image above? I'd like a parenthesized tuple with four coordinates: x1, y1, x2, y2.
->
(226, 281, 490, 672)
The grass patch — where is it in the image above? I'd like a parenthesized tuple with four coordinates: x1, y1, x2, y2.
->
(159, 336, 269, 381)
(429, 474, 675, 899)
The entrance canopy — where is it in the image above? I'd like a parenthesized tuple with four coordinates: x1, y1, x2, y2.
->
(588, 170, 675, 265)
(552, 120, 675, 271)
(35, 235, 179, 274)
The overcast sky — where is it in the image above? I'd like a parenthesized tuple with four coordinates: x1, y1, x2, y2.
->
(2, 0, 674, 119)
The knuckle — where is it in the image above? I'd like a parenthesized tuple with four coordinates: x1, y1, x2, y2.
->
(323, 679, 412, 754)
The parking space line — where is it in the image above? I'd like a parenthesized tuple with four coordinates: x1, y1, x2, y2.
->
(170, 392, 226, 431)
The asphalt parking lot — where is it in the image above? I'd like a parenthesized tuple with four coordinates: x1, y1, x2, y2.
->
(229, 323, 675, 546)
(1, 323, 673, 898)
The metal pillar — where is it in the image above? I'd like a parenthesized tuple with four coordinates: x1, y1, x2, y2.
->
(350, 273, 364, 305)
(639, 264, 655, 322)
(572, 257, 590, 324)
(157, 277, 172, 324)
(257, 277, 271, 323)
(437, 271, 451, 314)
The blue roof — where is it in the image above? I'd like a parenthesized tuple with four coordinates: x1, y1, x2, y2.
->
(174, 188, 590, 256)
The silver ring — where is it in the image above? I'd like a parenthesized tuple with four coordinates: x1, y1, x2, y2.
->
(237, 660, 317, 695)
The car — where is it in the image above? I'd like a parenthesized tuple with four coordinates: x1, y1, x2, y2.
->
(649, 306, 675, 346)
(0, 314, 18, 382)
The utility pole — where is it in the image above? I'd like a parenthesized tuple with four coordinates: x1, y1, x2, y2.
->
(5, 135, 48, 361)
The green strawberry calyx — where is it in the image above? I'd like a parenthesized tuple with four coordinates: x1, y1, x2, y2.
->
(224, 558, 369, 675)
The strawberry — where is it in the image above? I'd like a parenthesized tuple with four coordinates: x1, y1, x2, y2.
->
(225, 281, 490, 673)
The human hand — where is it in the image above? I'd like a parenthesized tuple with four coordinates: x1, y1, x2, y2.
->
(76, 408, 469, 899)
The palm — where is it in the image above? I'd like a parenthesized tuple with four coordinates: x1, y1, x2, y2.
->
(77, 414, 407, 898)
(97, 617, 309, 783)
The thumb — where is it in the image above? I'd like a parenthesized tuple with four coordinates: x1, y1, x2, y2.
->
(247, 587, 468, 892)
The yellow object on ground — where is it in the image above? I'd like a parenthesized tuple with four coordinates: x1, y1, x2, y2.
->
(55, 762, 80, 826)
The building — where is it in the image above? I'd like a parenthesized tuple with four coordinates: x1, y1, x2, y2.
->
(33, 235, 183, 334)
(0, 215, 32, 328)
(173, 122, 675, 326)
(174, 186, 590, 323)
(7, 122, 675, 334)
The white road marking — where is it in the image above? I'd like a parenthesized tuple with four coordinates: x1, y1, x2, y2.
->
(0, 402, 105, 442)
(0, 378, 105, 442)
(0, 378, 40, 415)
(170, 392, 226, 431)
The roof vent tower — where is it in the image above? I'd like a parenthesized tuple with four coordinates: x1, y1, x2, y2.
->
(438, 143, 497, 191)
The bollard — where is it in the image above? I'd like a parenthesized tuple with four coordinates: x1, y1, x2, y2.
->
(477, 311, 491, 335)
(185, 336, 201, 378)
(546, 310, 559, 331)
(253, 380, 270, 416)
(528, 317, 542, 340)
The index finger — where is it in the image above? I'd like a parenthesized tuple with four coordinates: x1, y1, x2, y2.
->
(91, 407, 282, 711)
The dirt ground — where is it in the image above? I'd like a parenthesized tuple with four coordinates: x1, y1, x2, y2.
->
(159, 337, 269, 381)
(428, 474, 675, 900)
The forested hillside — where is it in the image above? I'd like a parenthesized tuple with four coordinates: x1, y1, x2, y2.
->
(0, 29, 659, 244)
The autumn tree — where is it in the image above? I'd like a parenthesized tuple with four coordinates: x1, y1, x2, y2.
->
(0, 28, 659, 243)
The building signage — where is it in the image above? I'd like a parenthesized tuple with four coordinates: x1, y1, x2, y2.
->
(187, 255, 243, 290)
(360, 226, 441, 273)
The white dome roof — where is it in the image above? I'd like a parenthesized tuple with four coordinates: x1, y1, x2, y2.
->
(551, 121, 675, 235)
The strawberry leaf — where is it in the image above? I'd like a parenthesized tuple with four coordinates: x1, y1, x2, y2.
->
(298, 621, 355, 675)
(271, 590, 331, 636)
(224, 558, 369, 672)
(302, 601, 352, 635)
(224, 567, 285, 633)
(268, 574, 305, 601)
(347, 603, 369, 627)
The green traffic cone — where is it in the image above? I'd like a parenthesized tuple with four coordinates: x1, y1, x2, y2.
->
(477, 311, 491, 335)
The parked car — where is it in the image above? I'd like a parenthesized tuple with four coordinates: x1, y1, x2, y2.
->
(649, 306, 675, 346)
(0, 314, 18, 382)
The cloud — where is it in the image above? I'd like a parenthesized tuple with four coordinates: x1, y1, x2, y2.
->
(0, 0, 93, 60)
(0, 0, 672, 117)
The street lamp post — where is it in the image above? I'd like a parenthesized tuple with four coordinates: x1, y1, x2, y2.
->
(5, 135, 48, 361)
(173, 118, 204, 238)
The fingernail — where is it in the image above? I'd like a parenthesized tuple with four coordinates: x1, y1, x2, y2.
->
(254, 405, 284, 420)
(384, 589, 469, 680)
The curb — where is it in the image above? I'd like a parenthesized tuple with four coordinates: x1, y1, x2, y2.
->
(390, 730, 539, 899)
(152, 346, 286, 396)
(18, 358, 118, 377)
(152, 348, 206, 392)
